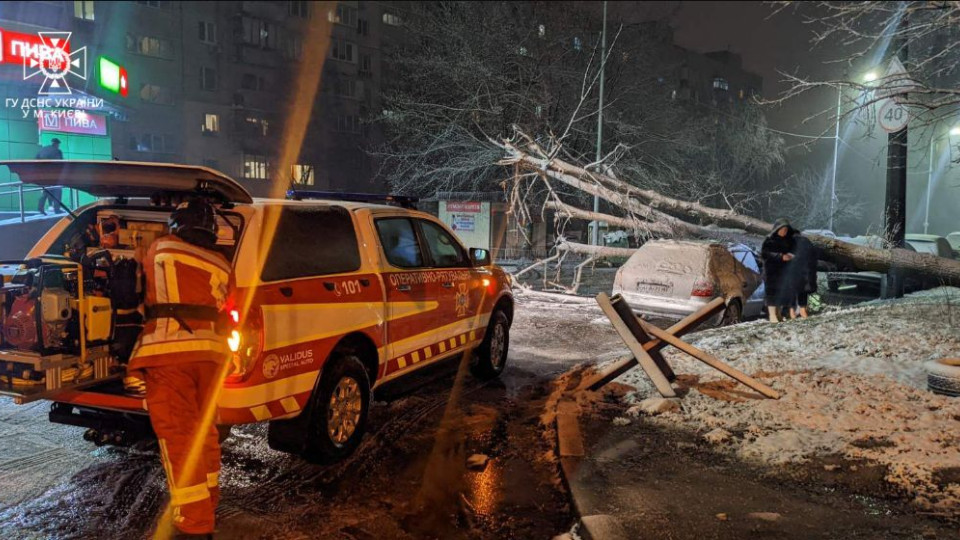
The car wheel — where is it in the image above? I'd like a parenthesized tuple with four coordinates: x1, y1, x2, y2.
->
(925, 359, 960, 397)
(720, 299, 742, 326)
(472, 310, 510, 380)
(302, 354, 370, 464)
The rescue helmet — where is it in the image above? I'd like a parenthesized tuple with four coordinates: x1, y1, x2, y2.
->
(169, 199, 218, 247)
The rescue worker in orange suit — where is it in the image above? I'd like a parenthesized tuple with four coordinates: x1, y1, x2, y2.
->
(128, 199, 233, 538)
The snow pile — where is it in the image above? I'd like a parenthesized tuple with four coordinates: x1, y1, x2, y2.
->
(613, 287, 960, 511)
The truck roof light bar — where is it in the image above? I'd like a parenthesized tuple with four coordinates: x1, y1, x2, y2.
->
(286, 190, 419, 209)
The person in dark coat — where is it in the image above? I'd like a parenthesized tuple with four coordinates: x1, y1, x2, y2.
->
(761, 218, 797, 322)
(789, 234, 819, 319)
(36, 138, 64, 215)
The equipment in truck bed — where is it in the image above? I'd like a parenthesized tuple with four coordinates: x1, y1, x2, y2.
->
(0, 255, 130, 403)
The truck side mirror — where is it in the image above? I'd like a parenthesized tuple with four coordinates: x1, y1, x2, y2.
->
(470, 248, 490, 267)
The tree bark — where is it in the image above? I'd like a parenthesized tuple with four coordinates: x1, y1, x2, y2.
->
(556, 240, 637, 258)
(499, 136, 960, 287)
(544, 200, 675, 237)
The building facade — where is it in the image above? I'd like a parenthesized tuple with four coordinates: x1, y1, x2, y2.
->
(0, 0, 401, 200)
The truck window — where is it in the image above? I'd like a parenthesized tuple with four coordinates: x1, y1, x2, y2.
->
(418, 220, 467, 268)
(261, 206, 360, 281)
(376, 218, 424, 268)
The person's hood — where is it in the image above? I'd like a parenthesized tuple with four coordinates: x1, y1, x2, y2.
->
(769, 218, 795, 237)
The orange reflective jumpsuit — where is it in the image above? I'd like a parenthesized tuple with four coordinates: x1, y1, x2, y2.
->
(129, 235, 234, 535)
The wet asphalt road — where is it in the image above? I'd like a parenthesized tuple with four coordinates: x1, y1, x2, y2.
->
(0, 295, 618, 540)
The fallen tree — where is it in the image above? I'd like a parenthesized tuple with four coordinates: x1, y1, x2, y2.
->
(497, 129, 960, 288)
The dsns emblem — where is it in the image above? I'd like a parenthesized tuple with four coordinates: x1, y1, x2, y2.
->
(262, 354, 280, 379)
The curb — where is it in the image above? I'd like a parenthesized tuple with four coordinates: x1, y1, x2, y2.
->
(555, 389, 628, 540)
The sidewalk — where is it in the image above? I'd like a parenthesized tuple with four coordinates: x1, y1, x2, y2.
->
(558, 386, 959, 540)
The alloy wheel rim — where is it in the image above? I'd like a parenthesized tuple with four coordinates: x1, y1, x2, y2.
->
(327, 376, 362, 446)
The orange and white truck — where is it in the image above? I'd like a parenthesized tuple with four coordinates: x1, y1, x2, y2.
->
(0, 160, 513, 463)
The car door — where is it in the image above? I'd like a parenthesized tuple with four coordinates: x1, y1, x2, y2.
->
(415, 218, 486, 350)
(374, 216, 438, 381)
(730, 245, 764, 318)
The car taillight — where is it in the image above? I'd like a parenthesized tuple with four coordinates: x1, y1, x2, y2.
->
(691, 278, 714, 298)
(226, 306, 264, 383)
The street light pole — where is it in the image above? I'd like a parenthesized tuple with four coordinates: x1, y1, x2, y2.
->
(591, 0, 607, 246)
(882, 15, 909, 299)
(925, 132, 934, 235)
(829, 85, 841, 232)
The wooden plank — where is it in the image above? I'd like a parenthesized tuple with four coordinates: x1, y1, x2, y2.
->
(595, 293, 676, 398)
(653, 296, 727, 354)
(610, 295, 675, 381)
(583, 296, 725, 391)
(639, 320, 780, 399)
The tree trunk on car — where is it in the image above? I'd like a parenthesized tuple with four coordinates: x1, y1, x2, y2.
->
(498, 135, 960, 287)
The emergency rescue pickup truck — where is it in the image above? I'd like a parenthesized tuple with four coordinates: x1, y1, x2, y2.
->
(0, 160, 513, 463)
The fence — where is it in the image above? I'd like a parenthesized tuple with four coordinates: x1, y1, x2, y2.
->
(0, 182, 82, 223)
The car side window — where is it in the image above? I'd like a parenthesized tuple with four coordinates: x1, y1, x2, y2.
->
(261, 206, 361, 281)
(419, 220, 468, 268)
(376, 218, 424, 268)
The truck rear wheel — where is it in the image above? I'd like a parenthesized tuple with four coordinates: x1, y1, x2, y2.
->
(302, 354, 370, 464)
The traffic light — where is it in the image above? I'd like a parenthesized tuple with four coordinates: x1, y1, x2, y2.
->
(98, 56, 128, 97)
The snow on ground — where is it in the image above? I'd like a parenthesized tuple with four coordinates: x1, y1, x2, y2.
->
(612, 287, 960, 512)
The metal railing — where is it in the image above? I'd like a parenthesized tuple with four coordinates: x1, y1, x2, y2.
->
(0, 182, 80, 224)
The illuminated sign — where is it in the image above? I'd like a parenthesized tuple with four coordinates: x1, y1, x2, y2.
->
(0, 28, 86, 95)
(0, 28, 72, 65)
(98, 56, 128, 97)
(37, 109, 108, 136)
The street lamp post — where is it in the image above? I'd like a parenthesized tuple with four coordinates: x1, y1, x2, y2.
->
(829, 86, 841, 232)
(591, 0, 607, 246)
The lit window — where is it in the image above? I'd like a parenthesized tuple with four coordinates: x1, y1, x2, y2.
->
(74, 0, 94, 21)
(329, 5, 357, 27)
(712, 77, 729, 91)
(518, 46, 528, 57)
(573, 36, 582, 52)
(126, 34, 173, 59)
(329, 38, 356, 62)
(292, 164, 315, 185)
(202, 113, 219, 134)
(383, 12, 402, 26)
(243, 155, 269, 179)
(242, 17, 278, 49)
(245, 116, 269, 137)
(200, 67, 217, 91)
(538, 24, 545, 38)
(139, 84, 173, 105)
(199, 21, 217, 44)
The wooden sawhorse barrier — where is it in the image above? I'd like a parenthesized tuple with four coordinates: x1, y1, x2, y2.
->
(585, 293, 779, 399)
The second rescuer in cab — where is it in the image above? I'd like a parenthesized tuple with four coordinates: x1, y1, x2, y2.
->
(128, 200, 234, 538)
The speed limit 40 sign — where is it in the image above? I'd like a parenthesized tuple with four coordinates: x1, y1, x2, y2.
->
(878, 99, 909, 133)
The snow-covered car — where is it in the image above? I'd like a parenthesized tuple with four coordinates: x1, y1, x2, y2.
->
(947, 232, 960, 258)
(906, 233, 956, 260)
(612, 240, 762, 326)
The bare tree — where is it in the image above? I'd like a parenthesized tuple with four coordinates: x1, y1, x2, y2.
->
(771, 1, 960, 136)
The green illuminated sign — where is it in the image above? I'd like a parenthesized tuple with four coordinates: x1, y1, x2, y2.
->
(98, 56, 127, 96)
